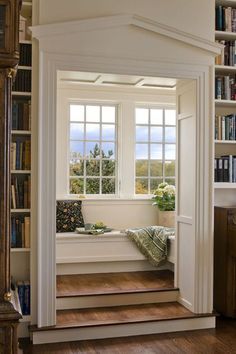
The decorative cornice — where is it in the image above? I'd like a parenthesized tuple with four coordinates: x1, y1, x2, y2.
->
(31, 14, 221, 55)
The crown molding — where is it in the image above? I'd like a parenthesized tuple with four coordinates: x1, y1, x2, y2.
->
(31, 14, 221, 55)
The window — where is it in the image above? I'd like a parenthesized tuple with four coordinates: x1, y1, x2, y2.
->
(135, 107, 176, 194)
(69, 104, 117, 195)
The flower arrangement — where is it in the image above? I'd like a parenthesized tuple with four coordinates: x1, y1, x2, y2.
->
(152, 182, 175, 211)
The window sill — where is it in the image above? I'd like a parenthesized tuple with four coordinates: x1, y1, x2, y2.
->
(56, 195, 153, 205)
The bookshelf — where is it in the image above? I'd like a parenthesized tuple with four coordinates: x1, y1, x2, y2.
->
(10, 0, 32, 336)
(215, 0, 236, 204)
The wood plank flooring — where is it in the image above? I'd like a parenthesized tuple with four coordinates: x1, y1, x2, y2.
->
(20, 317, 236, 353)
(57, 270, 175, 297)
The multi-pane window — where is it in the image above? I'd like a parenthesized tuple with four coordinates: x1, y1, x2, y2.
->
(69, 104, 117, 195)
(135, 107, 176, 194)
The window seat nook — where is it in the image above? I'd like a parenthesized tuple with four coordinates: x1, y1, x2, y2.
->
(56, 231, 175, 275)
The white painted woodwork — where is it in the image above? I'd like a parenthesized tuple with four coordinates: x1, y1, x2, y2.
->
(56, 290, 179, 310)
(31, 10, 219, 327)
(32, 316, 216, 345)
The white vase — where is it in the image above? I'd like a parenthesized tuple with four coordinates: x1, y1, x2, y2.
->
(158, 210, 175, 228)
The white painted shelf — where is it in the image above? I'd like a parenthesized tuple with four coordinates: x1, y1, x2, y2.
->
(215, 99, 236, 106)
(11, 170, 31, 174)
(18, 65, 32, 70)
(214, 182, 236, 189)
(11, 209, 31, 213)
(215, 65, 236, 73)
(216, 0, 236, 6)
(19, 39, 32, 45)
(11, 130, 31, 135)
(20, 315, 31, 323)
(215, 140, 236, 144)
(215, 30, 236, 40)
(12, 91, 31, 96)
(11, 248, 30, 253)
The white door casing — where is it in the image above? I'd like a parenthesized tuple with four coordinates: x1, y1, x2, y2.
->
(31, 15, 218, 326)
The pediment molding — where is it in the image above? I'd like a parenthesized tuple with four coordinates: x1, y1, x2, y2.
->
(31, 14, 221, 55)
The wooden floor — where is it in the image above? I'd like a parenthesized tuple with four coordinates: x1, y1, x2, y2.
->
(20, 317, 236, 353)
(57, 270, 175, 297)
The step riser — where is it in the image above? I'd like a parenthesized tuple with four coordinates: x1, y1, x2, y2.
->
(32, 316, 216, 345)
(57, 290, 179, 310)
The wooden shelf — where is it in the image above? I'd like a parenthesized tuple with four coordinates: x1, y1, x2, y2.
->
(11, 130, 31, 135)
(214, 182, 236, 189)
(215, 140, 236, 144)
(215, 65, 236, 73)
(215, 99, 236, 106)
(11, 248, 30, 253)
(11, 209, 31, 213)
(12, 91, 31, 96)
(215, 30, 236, 40)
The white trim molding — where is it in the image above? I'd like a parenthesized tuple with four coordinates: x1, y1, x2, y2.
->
(33, 15, 215, 327)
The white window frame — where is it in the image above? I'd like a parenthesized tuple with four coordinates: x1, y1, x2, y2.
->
(135, 105, 176, 195)
(68, 101, 119, 196)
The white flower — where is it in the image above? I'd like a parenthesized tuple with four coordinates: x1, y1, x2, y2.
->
(163, 185, 175, 196)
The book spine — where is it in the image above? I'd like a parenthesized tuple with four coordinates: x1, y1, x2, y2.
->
(23, 281, 30, 316)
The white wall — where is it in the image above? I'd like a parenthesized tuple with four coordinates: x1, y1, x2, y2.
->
(36, 0, 214, 42)
(56, 83, 175, 229)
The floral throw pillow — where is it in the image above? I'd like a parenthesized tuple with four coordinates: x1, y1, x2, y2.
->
(56, 200, 84, 232)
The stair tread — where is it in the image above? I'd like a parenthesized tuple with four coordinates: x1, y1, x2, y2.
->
(57, 270, 176, 297)
(30, 302, 214, 332)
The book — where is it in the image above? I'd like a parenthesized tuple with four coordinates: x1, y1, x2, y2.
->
(24, 216, 30, 248)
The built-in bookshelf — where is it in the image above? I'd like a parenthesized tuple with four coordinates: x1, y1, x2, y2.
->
(215, 0, 236, 201)
(10, 0, 32, 335)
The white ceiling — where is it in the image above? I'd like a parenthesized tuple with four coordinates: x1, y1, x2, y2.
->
(57, 70, 178, 90)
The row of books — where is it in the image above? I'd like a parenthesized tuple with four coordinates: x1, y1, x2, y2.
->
(19, 43, 32, 67)
(215, 75, 236, 100)
(12, 69, 31, 93)
(12, 100, 31, 131)
(216, 6, 236, 32)
(215, 155, 236, 182)
(11, 175, 31, 209)
(11, 216, 30, 248)
(11, 140, 31, 170)
(215, 114, 236, 141)
(215, 40, 236, 66)
(17, 281, 30, 316)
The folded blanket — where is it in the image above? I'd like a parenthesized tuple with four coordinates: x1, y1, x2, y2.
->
(126, 226, 175, 267)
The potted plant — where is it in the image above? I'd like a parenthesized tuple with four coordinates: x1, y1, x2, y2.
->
(152, 182, 175, 228)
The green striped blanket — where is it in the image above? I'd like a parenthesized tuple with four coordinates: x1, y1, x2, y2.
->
(126, 226, 175, 267)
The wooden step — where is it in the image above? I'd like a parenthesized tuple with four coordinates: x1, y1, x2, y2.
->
(30, 302, 216, 344)
(56, 270, 179, 309)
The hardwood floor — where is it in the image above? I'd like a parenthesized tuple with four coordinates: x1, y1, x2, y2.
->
(20, 317, 236, 353)
(57, 270, 175, 297)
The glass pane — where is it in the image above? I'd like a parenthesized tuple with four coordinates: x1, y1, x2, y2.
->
(165, 161, 175, 177)
(136, 144, 148, 159)
(165, 178, 175, 186)
(150, 179, 163, 193)
(165, 110, 176, 125)
(150, 144, 162, 159)
(150, 109, 163, 125)
(150, 161, 163, 177)
(165, 127, 176, 143)
(136, 108, 148, 124)
(165, 144, 176, 160)
(102, 143, 115, 158)
(102, 160, 115, 176)
(86, 142, 100, 158)
(70, 178, 84, 194)
(86, 160, 100, 176)
(102, 124, 115, 141)
(86, 124, 100, 140)
(70, 105, 84, 122)
(70, 141, 84, 158)
(136, 126, 148, 142)
(70, 160, 84, 176)
(102, 178, 115, 194)
(70, 123, 84, 140)
(150, 127, 162, 142)
(86, 105, 100, 122)
(135, 179, 148, 194)
(86, 178, 100, 194)
(102, 106, 116, 123)
(136, 160, 148, 177)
